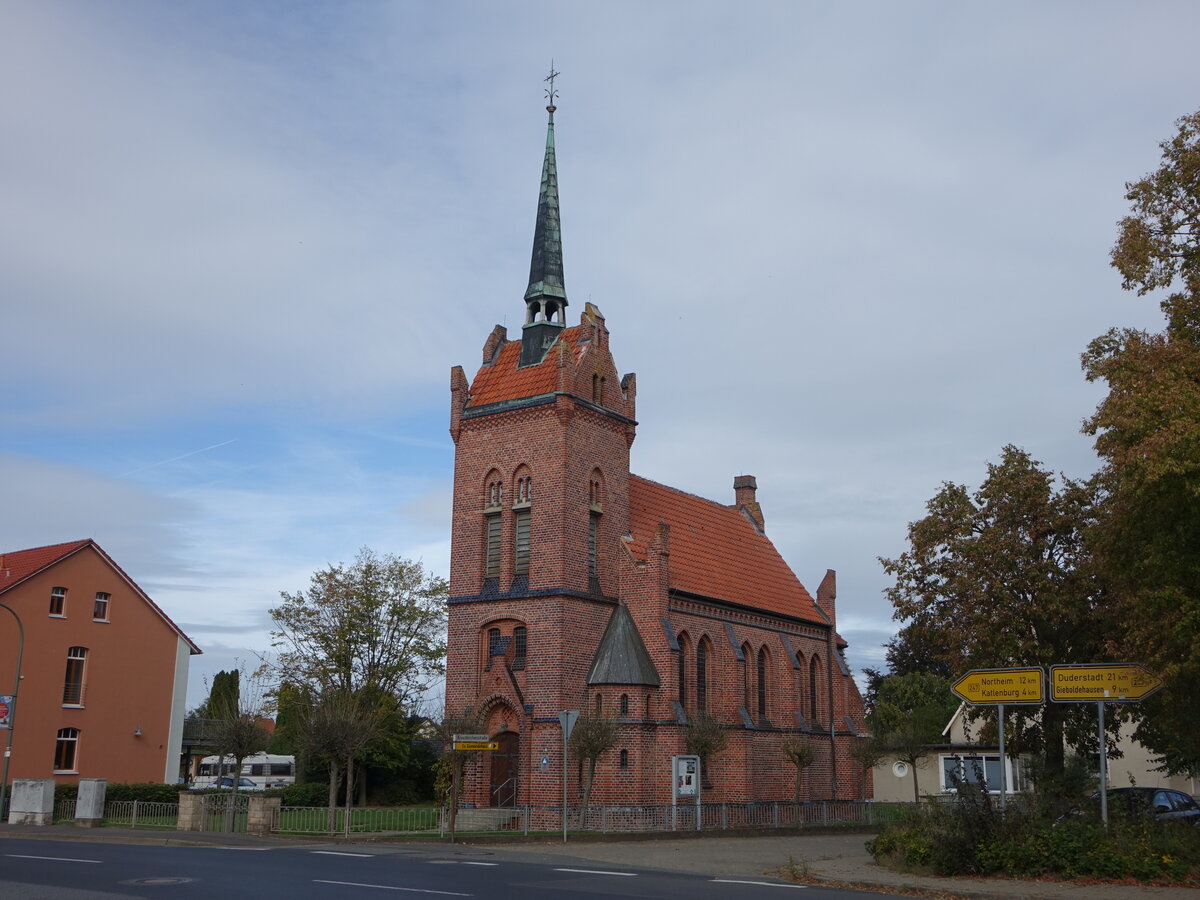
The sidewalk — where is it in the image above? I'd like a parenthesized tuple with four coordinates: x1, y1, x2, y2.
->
(0, 823, 1195, 899)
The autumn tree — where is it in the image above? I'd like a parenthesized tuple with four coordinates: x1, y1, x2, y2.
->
(270, 549, 447, 801)
(434, 707, 483, 837)
(204, 669, 270, 830)
(880, 446, 1113, 785)
(568, 713, 618, 827)
(1085, 108, 1200, 774)
(303, 689, 379, 834)
(271, 548, 447, 705)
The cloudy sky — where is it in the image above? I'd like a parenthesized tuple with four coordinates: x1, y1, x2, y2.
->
(3, 1, 1196, 709)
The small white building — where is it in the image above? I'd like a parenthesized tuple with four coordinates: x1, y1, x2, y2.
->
(871, 703, 1199, 802)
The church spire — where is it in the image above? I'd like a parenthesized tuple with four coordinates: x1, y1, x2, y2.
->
(521, 64, 568, 367)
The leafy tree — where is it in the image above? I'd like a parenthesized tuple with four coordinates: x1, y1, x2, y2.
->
(194, 669, 240, 721)
(782, 734, 816, 803)
(205, 670, 270, 830)
(682, 711, 728, 789)
(568, 714, 618, 827)
(880, 446, 1112, 785)
(270, 548, 447, 708)
(1085, 108, 1200, 775)
(863, 673, 959, 802)
(270, 549, 448, 800)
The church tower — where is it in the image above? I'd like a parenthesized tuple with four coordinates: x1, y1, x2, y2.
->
(446, 80, 645, 810)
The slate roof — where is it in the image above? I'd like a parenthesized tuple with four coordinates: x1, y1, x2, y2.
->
(627, 475, 825, 624)
(587, 603, 661, 686)
(0, 539, 201, 654)
(466, 326, 585, 408)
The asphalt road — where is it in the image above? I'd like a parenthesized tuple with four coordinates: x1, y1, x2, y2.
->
(0, 837, 904, 899)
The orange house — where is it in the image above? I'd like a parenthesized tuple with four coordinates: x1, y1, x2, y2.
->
(0, 540, 200, 785)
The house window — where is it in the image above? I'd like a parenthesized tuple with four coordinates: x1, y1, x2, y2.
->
(940, 755, 1010, 793)
(619, 749, 629, 770)
(63, 646, 87, 706)
(757, 647, 768, 721)
(696, 639, 708, 712)
(484, 514, 501, 580)
(513, 510, 531, 576)
(49, 587, 67, 617)
(54, 728, 80, 772)
(512, 626, 527, 669)
(93, 592, 110, 621)
(619, 693, 629, 716)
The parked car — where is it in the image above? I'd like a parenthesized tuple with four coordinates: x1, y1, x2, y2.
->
(1059, 787, 1200, 825)
(201, 776, 262, 791)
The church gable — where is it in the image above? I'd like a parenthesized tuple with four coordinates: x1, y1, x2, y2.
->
(627, 475, 823, 623)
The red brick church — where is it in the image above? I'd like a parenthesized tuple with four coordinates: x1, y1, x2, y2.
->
(445, 92, 869, 810)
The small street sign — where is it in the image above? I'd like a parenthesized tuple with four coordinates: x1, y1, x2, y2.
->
(951, 667, 1044, 705)
(1050, 664, 1163, 702)
(451, 733, 489, 743)
(453, 741, 498, 751)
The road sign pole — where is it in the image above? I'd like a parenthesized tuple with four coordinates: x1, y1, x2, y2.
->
(558, 710, 579, 844)
(997, 704, 1006, 813)
(1098, 701, 1108, 829)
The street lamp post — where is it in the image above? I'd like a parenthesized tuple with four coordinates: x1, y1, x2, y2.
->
(0, 601, 26, 821)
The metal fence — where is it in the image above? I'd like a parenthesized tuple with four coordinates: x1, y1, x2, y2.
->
(272, 800, 893, 836)
(49, 798, 180, 828)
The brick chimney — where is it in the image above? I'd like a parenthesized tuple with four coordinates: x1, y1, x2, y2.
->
(733, 475, 765, 533)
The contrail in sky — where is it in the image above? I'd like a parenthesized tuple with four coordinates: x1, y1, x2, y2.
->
(120, 439, 237, 477)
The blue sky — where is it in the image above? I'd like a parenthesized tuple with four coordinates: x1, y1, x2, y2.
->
(3, 1, 1198, 709)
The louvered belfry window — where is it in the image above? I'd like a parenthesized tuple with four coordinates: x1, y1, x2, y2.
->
(513, 510, 531, 575)
(484, 514, 501, 579)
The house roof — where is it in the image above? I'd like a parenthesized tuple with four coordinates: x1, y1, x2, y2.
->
(466, 326, 585, 408)
(627, 475, 827, 625)
(0, 539, 202, 654)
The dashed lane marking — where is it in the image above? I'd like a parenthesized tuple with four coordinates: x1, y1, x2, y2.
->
(314, 880, 471, 895)
(553, 867, 637, 877)
(460, 861, 498, 866)
(711, 880, 807, 889)
(311, 850, 375, 857)
(6, 854, 102, 864)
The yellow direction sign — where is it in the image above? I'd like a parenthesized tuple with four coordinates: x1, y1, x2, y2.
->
(1050, 664, 1163, 702)
(453, 741, 499, 751)
(951, 667, 1044, 705)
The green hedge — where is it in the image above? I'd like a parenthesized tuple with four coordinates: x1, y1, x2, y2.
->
(54, 782, 189, 803)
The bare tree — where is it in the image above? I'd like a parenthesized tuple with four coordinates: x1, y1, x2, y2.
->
(206, 669, 270, 831)
(782, 734, 816, 803)
(435, 708, 483, 838)
(303, 689, 379, 834)
(682, 711, 728, 789)
(568, 714, 618, 828)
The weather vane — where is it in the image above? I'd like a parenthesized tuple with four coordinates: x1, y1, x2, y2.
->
(544, 61, 560, 110)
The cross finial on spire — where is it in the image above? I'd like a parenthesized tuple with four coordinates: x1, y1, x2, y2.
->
(544, 61, 560, 111)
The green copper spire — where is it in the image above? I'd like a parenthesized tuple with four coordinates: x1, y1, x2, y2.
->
(520, 64, 568, 367)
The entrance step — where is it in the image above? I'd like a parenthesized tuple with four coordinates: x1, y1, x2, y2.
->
(455, 807, 520, 831)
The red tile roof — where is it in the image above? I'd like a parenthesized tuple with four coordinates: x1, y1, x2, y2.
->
(0, 540, 91, 590)
(628, 476, 825, 623)
(467, 327, 585, 408)
(0, 539, 201, 654)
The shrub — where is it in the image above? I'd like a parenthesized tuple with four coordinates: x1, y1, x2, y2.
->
(277, 781, 330, 807)
(54, 782, 186, 804)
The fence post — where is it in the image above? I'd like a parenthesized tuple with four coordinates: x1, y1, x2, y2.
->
(601, 805, 607, 833)
(524, 805, 530, 836)
(132, 799, 139, 829)
(177, 793, 205, 832)
(773, 802, 779, 828)
(721, 803, 727, 830)
(822, 801, 828, 826)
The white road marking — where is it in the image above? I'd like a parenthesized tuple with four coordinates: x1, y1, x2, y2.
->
(459, 861, 498, 866)
(311, 850, 375, 857)
(711, 880, 807, 889)
(314, 880, 471, 896)
(6, 853, 101, 864)
(553, 867, 637, 877)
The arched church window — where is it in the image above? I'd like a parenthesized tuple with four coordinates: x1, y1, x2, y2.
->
(757, 646, 769, 722)
(696, 638, 709, 712)
(809, 655, 821, 726)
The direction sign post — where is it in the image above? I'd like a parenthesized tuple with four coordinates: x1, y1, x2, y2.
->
(1051, 663, 1163, 828)
(951, 668, 1043, 813)
(558, 710, 579, 843)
